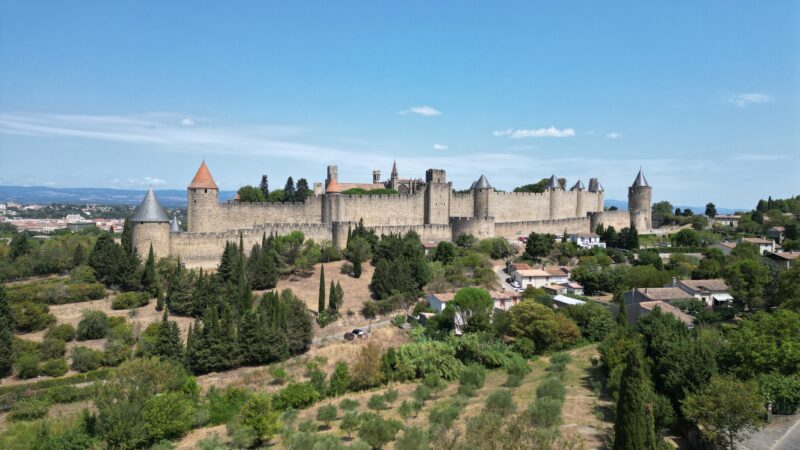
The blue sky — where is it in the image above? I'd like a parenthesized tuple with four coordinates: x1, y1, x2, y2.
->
(0, 1, 797, 208)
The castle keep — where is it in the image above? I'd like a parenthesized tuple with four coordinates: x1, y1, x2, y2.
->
(132, 162, 652, 268)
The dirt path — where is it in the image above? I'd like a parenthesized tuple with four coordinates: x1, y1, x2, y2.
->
(560, 345, 613, 449)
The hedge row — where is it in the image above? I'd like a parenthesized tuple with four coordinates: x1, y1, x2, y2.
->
(0, 368, 111, 412)
(6, 281, 106, 304)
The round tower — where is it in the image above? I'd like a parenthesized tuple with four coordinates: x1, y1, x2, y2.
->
(131, 188, 171, 258)
(187, 161, 219, 233)
(588, 178, 604, 212)
(571, 179, 586, 217)
(546, 174, 563, 219)
(472, 175, 493, 218)
(628, 168, 652, 230)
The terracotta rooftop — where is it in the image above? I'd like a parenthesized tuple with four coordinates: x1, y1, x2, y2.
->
(772, 252, 800, 261)
(635, 287, 692, 301)
(188, 161, 219, 189)
(742, 237, 773, 245)
(326, 178, 342, 193)
(511, 263, 532, 271)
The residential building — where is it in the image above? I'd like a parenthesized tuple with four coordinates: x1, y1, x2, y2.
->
(426, 290, 523, 314)
(711, 241, 737, 255)
(766, 227, 785, 243)
(509, 264, 569, 288)
(741, 237, 777, 255)
(768, 251, 800, 270)
(710, 214, 740, 228)
(552, 294, 585, 308)
(566, 233, 606, 249)
(543, 282, 584, 296)
(623, 287, 694, 305)
(668, 278, 732, 306)
(626, 301, 694, 328)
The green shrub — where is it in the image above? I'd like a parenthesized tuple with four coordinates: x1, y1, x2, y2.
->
(47, 385, 91, 404)
(316, 404, 337, 427)
(268, 366, 289, 385)
(459, 364, 487, 391)
(505, 355, 531, 378)
(62, 283, 106, 303)
(143, 392, 196, 441)
(504, 373, 523, 387)
(111, 292, 150, 310)
(14, 352, 40, 379)
(367, 394, 388, 410)
(412, 384, 432, 403)
(10, 301, 55, 333)
(428, 402, 461, 429)
(45, 324, 76, 342)
(205, 386, 250, 425)
(536, 376, 566, 401)
(40, 338, 66, 360)
(70, 347, 103, 373)
(339, 398, 359, 412)
(8, 398, 50, 421)
(69, 264, 97, 283)
(549, 352, 571, 366)
(272, 382, 320, 410)
(76, 310, 109, 340)
(528, 397, 563, 427)
(383, 388, 399, 404)
(43, 427, 96, 449)
(485, 390, 516, 415)
(41, 359, 69, 377)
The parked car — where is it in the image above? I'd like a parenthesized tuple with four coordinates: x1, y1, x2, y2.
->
(505, 277, 513, 284)
(352, 328, 367, 337)
(511, 281, 521, 289)
(344, 332, 355, 341)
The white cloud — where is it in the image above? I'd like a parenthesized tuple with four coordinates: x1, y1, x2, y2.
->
(727, 93, 772, 107)
(180, 118, 195, 126)
(494, 127, 575, 138)
(399, 106, 442, 116)
(433, 144, 448, 150)
(115, 177, 167, 187)
(606, 132, 623, 139)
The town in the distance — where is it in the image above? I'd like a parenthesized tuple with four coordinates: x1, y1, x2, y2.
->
(1, 157, 797, 450)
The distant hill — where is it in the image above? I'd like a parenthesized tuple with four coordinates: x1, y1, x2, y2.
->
(0, 186, 237, 207)
(604, 199, 744, 215)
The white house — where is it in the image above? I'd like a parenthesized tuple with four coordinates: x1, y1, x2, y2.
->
(669, 278, 732, 307)
(510, 264, 570, 288)
(552, 294, 585, 308)
(566, 233, 606, 249)
(741, 237, 777, 255)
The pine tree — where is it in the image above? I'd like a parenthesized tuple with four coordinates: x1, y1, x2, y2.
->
(613, 347, 650, 450)
(0, 286, 13, 377)
(295, 178, 309, 202)
(352, 251, 362, 278)
(260, 175, 269, 199)
(72, 243, 86, 267)
(141, 244, 158, 296)
(318, 265, 326, 314)
(121, 219, 133, 255)
(284, 177, 296, 202)
(154, 310, 184, 364)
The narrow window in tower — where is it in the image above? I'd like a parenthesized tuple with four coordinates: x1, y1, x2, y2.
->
(205, 189, 207, 193)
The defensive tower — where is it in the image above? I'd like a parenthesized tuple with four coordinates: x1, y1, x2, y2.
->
(424, 169, 450, 225)
(546, 174, 563, 219)
(131, 188, 170, 258)
(187, 161, 219, 233)
(628, 168, 652, 230)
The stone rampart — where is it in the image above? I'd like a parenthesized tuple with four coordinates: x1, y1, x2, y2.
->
(494, 217, 591, 240)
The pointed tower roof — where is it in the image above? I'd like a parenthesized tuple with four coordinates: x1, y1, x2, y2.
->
(188, 161, 218, 189)
(326, 177, 342, 193)
(391, 160, 398, 178)
(474, 174, 492, 189)
(588, 178, 604, 192)
(546, 174, 562, 190)
(169, 215, 180, 232)
(632, 168, 649, 188)
(570, 180, 585, 191)
(131, 188, 169, 223)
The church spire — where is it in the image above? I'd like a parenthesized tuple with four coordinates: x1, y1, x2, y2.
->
(391, 160, 398, 179)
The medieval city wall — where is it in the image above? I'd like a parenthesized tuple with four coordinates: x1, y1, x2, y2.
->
(493, 217, 591, 240)
(170, 222, 333, 269)
(335, 193, 426, 226)
(588, 210, 632, 233)
(450, 193, 474, 217)
(216, 196, 323, 230)
(490, 191, 551, 222)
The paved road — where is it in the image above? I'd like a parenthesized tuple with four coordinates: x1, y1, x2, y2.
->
(493, 264, 521, 292)
(740, 415, 800, 450)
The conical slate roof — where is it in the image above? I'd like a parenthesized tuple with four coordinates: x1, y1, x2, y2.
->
(131, 188, 169, 223)
(588, 178, 604, 192)
(474, 174, 492, 189)
(546, 175, 562, 190)
(632, 168, 649, 188)
(570, 180, 585, 191)
(188, 161, 218, 189)
(169, 215, 180, 232)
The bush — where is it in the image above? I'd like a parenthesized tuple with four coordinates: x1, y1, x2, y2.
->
(69, 264, 96, 283)
(45, 324, 76, 342)
(14, 352, 40, 379)
(268, 366, 289, 385)
(316, 404, 337, 427)
(428, 402, 461, 429)
(40, 338, 66, 360)
(47, 385, 91, 403)
(70, 346, 103, 373)
(76, 310, 109, 340)
(339, 398, 359, 412)
(536, 376, 566, 401)
(272, 382, 320, 410)
(459, 364, 487, 391)
(412, 384, 432, 403)
(8, 397, 50, 421)
(205, 386, 250, 425)
(10, 301, 55, 333)
(41, 359, 69, 377)
(504, 373, 523, 387)
(368, 394, 388, 410)
(111, 292, 150, 310)
(528, 397, 563, 427)
(143, 392, 196, 441)
(383, 388, 399, 404)
(485, 390, 516, 415)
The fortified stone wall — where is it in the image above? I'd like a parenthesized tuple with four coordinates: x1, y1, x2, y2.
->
(170, 223, 333, 269)
(588, 210, 632, 233)
(450, 193, 474, 217)
(335, 193, 425, 226)
(216, 197, 323, 230)
(450, 217, 495, 239)
(490, 191, 551, 222)
(494, 217, 591, 240)
(133, 223, 170, 259)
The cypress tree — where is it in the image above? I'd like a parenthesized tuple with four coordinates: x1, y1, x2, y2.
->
(155, 310, 184, 364)
(645, 403, 658, 450)
(260, 174, 269, 199)
(0, 286, 13, 377)
(284, 177, 296, 202)
(353, 252, 362, 279)
(141, 244, 158, 296)
(618, 296, 629, 329)
(335, 282, 344, 311)
(72, 243, 86, 267)
(613, 347, 650, 450)
(155, 290, 164, 311)
(318, 265, 326, 314)
(121, 219, 133, 255)
(328, 280, 337, 313)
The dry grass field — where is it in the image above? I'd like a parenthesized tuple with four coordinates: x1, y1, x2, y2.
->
(272, 259, 375, 315)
